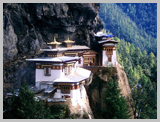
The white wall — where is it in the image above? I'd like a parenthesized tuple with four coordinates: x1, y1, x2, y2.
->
(53, 88, 80, 106)
(54, 90, 62, 98)
(53, 87, 81, 106)
(36, 69, 64, 82)
(36, 69, 65, 88)
(102, 50, 117, 66)
(102, 50, 108, 66)
(80, 85, 86, 99)
(112, 50, 117, 66)
(52, 84, 87, 106)
(70, 88, 81, 106)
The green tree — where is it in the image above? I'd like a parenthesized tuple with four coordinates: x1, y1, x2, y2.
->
(115, 24, 157, 119)
(3, 84, 53, 119)
(102, 78, 131, 119)
(148, 52, 156, 68)
(50, 104, 71, 119)
(99, 3, 157, 55)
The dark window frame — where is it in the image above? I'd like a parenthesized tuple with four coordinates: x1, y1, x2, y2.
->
(44, 67, 51, 76)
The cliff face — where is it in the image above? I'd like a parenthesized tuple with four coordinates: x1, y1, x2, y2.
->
(86, 67, 134, 119)
(3, 3, 103, 95)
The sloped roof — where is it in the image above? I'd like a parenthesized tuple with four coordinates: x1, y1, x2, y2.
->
(53, 67, 91, 83)
(26, 56, 80, 63)
(41, 45, 90, 52)
(95, 32, 113, 38)
(98, 39, 119, 44)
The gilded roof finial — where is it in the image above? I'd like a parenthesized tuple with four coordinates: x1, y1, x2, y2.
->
(64, 37, 75, 44)
(54, 36, 56, 42)
(47, 36, 61, 45)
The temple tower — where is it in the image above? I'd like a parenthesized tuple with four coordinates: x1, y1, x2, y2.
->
(101, 40, 119, 66)
(95, 32, 119, 67)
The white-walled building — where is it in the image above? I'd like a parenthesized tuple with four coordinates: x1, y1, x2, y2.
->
(26, 34, 119, 105)
(95, 32, 119, 67)
(26, 37, 93, 106)
(99, 40, 119, 66)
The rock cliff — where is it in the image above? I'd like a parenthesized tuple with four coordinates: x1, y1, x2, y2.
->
(3, 3, 103, 95)
(86, 66, 134, 118)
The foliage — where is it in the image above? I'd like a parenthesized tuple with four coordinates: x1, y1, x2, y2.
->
(3, 84, 53, 119)
(99, 3, 157, 56)
(3, 84, 73, 119)
(102, 78, 131, 119)
(49, 104, 71, 119)
(116, 37, 157, 119)
(116, 3, 157, 38)
(82, 112, 89, 119)
(88, 70, 130, 119)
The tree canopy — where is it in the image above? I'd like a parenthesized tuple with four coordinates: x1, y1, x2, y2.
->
(3, 84, 75, 119)
(116, 37, 157, 119)
(99, 3, 157, 56)
(102, 78, 131, 119)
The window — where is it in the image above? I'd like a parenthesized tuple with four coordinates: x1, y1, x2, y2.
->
(61, 86, 70, 94)
(64, 66, 72, 75)
(44, 67, 51, 76)
(108, 55, 112, 62)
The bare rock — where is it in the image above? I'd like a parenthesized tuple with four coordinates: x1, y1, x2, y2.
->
(3, 3, 103, 95)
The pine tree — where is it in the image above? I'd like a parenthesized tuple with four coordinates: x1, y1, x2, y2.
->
(3, 84, 53, 119)
(102, 78, 131, 119)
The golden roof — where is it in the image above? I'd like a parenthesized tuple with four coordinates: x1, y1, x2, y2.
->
(47, 37, 62, 45)
(63, 37, 75, 44)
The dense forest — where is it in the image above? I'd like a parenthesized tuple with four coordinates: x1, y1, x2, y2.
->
(99, 3, 157, 56)
(116, 3, 157, 38)
(116, 37, 157, 119)
(98, 3, 157, 119)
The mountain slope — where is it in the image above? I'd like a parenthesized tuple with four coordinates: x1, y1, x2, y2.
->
(116, 3, 157, 38)
(99, 3, 157, 55)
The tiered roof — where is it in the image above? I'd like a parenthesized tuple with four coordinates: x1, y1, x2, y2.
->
(95, 32, 119, 46)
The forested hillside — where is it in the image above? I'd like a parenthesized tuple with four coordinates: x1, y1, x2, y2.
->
(117, 3, 157, 38)
(98, 3, 157, 119)
(99, 3, 157, 56)
(115, 37, 157, 119)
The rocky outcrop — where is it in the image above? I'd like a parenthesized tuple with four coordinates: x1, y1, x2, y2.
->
(86, 67, 117, 118)
(3, 3, 103, 95)
(86, 67, 134, 119)
(117, 66, 134, 119)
